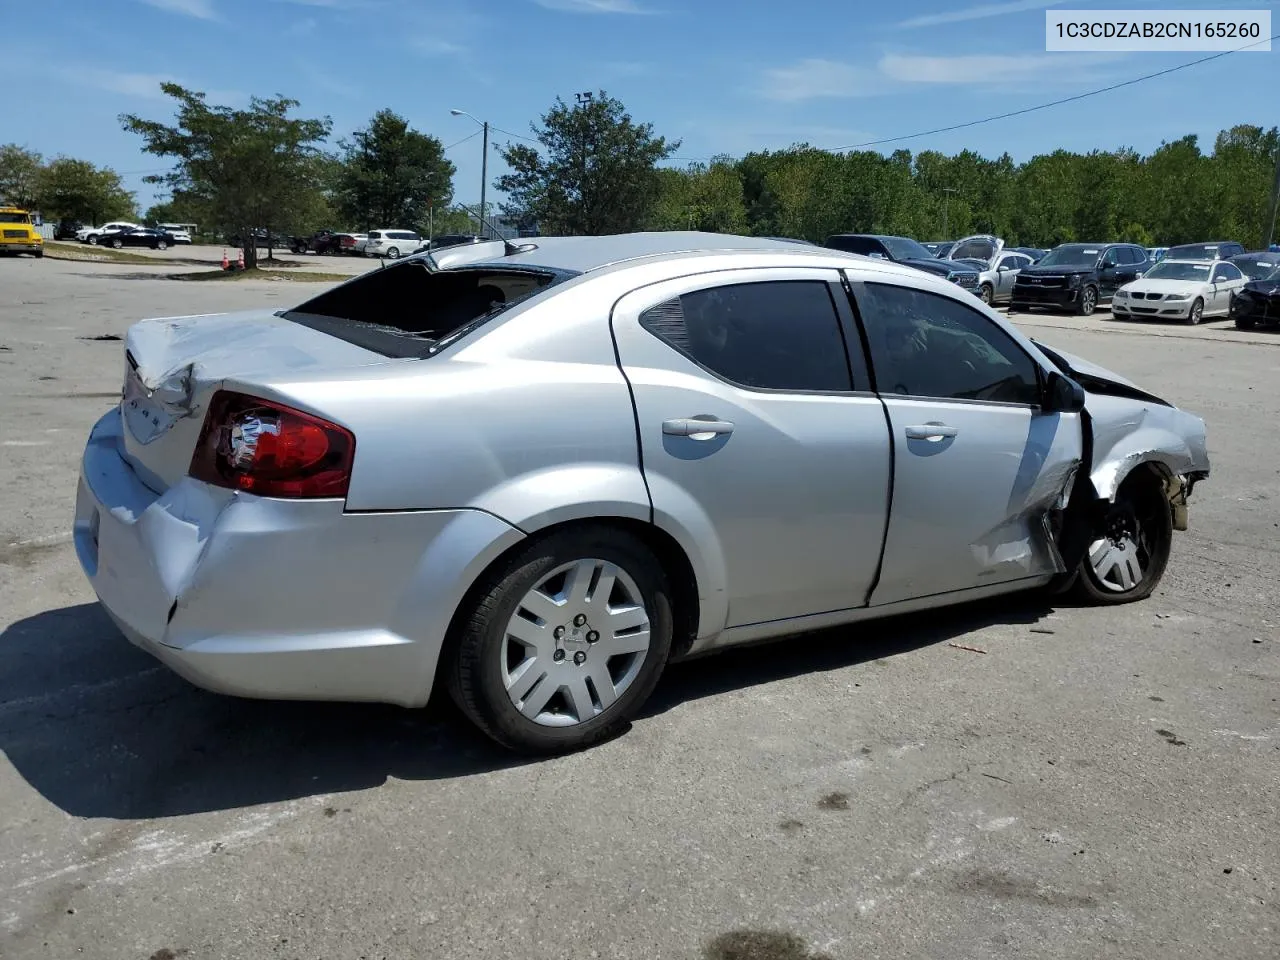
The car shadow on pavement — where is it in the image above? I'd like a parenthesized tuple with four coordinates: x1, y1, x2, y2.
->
(1, 596, 1053, 820)
(645, 595, 1051, 717)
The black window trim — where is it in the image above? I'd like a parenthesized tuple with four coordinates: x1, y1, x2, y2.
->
(844, 275, 1048, 410)
(636, 275, 872, 398)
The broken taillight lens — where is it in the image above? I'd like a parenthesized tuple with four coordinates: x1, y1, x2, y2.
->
(188, 390, 355, 498)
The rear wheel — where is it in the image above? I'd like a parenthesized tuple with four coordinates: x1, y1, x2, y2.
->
(1071, 472, 1173, 605)
(156, 240, 168, 251)
(110, 238, 123, 249)
(1076, 285, 1098, 316)
(448, 526, 673, 755)
(1186, 297, 1203, 325)
(386, 246, 401, 259)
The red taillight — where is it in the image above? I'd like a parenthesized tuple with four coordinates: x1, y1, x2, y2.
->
(188, 390, 355, 498)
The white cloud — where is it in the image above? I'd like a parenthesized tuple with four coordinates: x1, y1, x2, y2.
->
(137, 0, 217, 19)
(533, 0, 653, 13)
(896, 0, 1061, 29)
(759, 59, 882, 102)
(879, 51, 1119, 84)
(411, 36, 467, 57)
(760, 50, 1122, 100)
(84, 70, 179, 100)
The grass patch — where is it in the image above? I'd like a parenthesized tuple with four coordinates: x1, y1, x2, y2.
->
(43, 241, 160, 264)
(170, 267, 350, 282)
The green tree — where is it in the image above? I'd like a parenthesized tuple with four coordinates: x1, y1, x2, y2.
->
(0, 144, 43, 208)
(37, 158, 135, 224)
(497, 90, 679, 235)
(336, 109, 455, 233)
(121, 84, 333, 268)
(648, 157, 746, 233)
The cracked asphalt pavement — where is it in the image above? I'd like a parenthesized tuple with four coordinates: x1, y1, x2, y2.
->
(2, 257, 1278, 959)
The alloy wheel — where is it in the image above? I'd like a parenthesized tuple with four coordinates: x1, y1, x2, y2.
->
(501, 558, 651, 726)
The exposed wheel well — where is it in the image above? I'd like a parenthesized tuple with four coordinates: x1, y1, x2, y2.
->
(438, 516, 702, 685)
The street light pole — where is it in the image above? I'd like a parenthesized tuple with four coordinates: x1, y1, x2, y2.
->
(450, 109, 490, 237)
(942, 186, 958, 240)
(480, 120, 489, 239)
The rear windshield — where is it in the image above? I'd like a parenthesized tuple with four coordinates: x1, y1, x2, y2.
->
(1, 212, 31, 224)
(1234, 259, 1280, 279)
(1167, 244, 1220, 260)
(283, 261, 567, 358)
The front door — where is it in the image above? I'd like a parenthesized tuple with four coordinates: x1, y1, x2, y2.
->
(610, 268, 892, 629)
(848, 276, 1084, 605)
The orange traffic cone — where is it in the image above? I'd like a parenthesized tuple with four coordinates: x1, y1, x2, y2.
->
(221, 248, 229, 270)
(236, 249, 245, 271)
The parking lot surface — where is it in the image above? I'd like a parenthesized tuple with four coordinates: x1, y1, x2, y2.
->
(1, 257, 1277, 959)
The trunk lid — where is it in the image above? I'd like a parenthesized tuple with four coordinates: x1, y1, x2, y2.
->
(119, 309, 393, 492)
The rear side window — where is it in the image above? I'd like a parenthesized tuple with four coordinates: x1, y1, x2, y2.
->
(640, 280, 853, 392)
(389, 231, 418, 240)
(857, 283, 1041, 405)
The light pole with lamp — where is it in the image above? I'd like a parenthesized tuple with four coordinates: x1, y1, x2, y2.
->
(941, 186, 958, 241)
(450, 109, 489, 238)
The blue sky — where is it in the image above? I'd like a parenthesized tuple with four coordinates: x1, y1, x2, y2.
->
(3, 0, 1276, 214)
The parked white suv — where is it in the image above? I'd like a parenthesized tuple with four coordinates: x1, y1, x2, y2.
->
(363, 229, 420, 259)
(79, 221, 141, 244)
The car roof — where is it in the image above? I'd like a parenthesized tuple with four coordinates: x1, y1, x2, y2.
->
(447, 231, 861, 274)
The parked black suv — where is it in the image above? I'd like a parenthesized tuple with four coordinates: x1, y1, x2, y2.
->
(53, 219, 83, 241)
(825, 234, 982, 295)
(1010, 242, 1149, 315)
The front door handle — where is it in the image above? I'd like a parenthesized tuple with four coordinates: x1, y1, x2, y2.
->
(905, 423, 958, 441)
(663, 418, 735, 438)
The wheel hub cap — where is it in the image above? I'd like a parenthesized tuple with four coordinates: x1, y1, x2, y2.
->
(501, 558, 652, 727)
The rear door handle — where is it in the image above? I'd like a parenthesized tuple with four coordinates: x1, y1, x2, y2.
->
(662, 418, 735, 438)
(905, 423, 958, 440)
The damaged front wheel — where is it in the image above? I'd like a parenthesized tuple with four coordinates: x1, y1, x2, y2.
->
(1071, 472, 1173, 604)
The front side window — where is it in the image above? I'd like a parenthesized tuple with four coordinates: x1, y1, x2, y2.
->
(857, 283, 1041, 406)
(640, 280, 853, 392)
(1213, 262, 1242, 282)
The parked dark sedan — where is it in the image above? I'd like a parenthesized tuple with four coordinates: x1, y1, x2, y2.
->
(824, 234, 981, 295)
(1229, 260, 1280, 330)
(102, 228, 178, 250)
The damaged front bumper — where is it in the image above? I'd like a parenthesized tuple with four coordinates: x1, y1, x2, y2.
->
(74, 409, 522, 707)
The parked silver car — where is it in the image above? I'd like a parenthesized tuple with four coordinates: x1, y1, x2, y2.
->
(949, 234, 1033, 304)
(74, 232, 1210, 754)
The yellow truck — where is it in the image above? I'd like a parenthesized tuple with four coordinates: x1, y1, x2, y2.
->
(0, 207, 45, 257)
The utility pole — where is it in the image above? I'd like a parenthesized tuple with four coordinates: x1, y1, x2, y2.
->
(942, 186, 958, 240)
(1264, 145, 1280, 251)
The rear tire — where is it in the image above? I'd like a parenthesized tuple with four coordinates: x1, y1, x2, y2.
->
(1070, 471, 1173, 605)
(110, 238, 123, 249)
(156, 240, 168, 251)
(386, 246, 401, 259)
(447, 526, 674, 755)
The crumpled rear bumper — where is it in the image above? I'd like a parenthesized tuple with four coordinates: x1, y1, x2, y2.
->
(74, 409, 524, 707)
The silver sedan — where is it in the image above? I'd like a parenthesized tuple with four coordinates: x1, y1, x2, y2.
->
(74, 232, 1211, 754)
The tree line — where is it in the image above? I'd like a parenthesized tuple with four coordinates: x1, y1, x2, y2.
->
(3, 84, 1276, 268)
(0, 145, 136, 225)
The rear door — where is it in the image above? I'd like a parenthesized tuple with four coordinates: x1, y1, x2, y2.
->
(848, 276, 1083, 605)
(611, 268, 892, 628)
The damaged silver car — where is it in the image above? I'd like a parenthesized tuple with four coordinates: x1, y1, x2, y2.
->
(73, 232, 1210, 754)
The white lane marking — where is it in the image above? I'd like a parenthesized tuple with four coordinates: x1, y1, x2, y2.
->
(5, 532, 72, 548)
